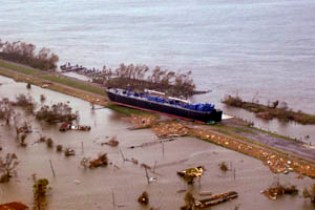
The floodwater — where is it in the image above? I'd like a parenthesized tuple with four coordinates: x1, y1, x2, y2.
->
(0, 77, 314, 210)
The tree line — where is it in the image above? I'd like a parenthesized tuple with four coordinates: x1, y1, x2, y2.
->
(0, 38, 196, 97)
(67, 63, 196, 98)
(0, 39, 59, 71)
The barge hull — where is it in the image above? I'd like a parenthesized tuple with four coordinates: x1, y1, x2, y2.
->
(107, 90, 222, 123)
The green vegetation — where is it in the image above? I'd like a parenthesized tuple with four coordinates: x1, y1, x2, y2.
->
(223, 95, 315, 125)
(0, 59, 38, 75)
(107, 104, 151, 116)
(40, 74, 105, 95)
(0, 59, 106, 96)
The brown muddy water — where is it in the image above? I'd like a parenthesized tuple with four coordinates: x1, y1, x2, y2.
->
(0, 75, 314, 210)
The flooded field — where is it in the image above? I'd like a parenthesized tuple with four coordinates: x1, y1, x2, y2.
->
(0, 75, 314, 210)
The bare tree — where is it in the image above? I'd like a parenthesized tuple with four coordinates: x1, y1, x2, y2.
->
(0, 98, 14, 125)
(0, 153, 19, 183)
(303, 184, 315, 205)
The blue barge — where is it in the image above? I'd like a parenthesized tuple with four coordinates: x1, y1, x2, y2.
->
(106, 88, 222, 123)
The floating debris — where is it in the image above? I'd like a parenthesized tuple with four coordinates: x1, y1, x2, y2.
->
(130, 158, 139, 165)
(137, 191, 149, 205)
(64, 148, 75, 157)
(177, 166, 205, 185)
(102, 136, 119, 147)
(262, 184, 298, 200)
(177, 166, 205, 178)
(59, 122, 91, 132)
(219, 162, 229, 172)
(88, 153, 108, 169)
(195, 191, 238, 209)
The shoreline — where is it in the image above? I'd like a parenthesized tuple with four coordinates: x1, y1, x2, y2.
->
(1, 59, 315, 178)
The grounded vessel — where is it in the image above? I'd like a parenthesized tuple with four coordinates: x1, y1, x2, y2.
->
(106, 88, 222, 123)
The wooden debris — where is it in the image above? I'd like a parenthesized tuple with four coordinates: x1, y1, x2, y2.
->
(102, 136, 119, 147)
(88, 153, 108, 169)
(64, 148, 75, 157)
(177, 166, 205, 184)
(195, 191, 238, 209)
(126, 114, 157, 129)
(262, 184, 298, 200)
(153, 121, 189, 138)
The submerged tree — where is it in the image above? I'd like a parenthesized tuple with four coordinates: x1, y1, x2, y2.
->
(219, 161, 229, 172)
(0, 98, 14, 125)
(181, 191, 195, 210)
(13, 94, 36, 114)
(33, 178, 50, 210)
(35, 103, 78, 124)
(303, 184, 315, 205)
(0, 153, 19, 183)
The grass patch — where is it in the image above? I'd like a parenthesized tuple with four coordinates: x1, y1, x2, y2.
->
(253, 127, 296, 142)
(0, 59, 105, 96)
(107, 104, 151, 116)
(0, 59, 37, 75)
(39, 74, 104, 95)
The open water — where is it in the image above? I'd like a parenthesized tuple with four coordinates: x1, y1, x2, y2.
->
(1, 0, 315, 108)
(1, 0, 315, 141)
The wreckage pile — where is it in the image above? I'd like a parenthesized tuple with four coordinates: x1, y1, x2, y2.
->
(153, 121, 189, 138)
(81, 153, 109, 169)
(188, 125, 315, 178)
(59, 122, 91, 132)
(125, 114, 157, 129)
(177, 166, 205, 185)
(262, 184, 298, 200)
